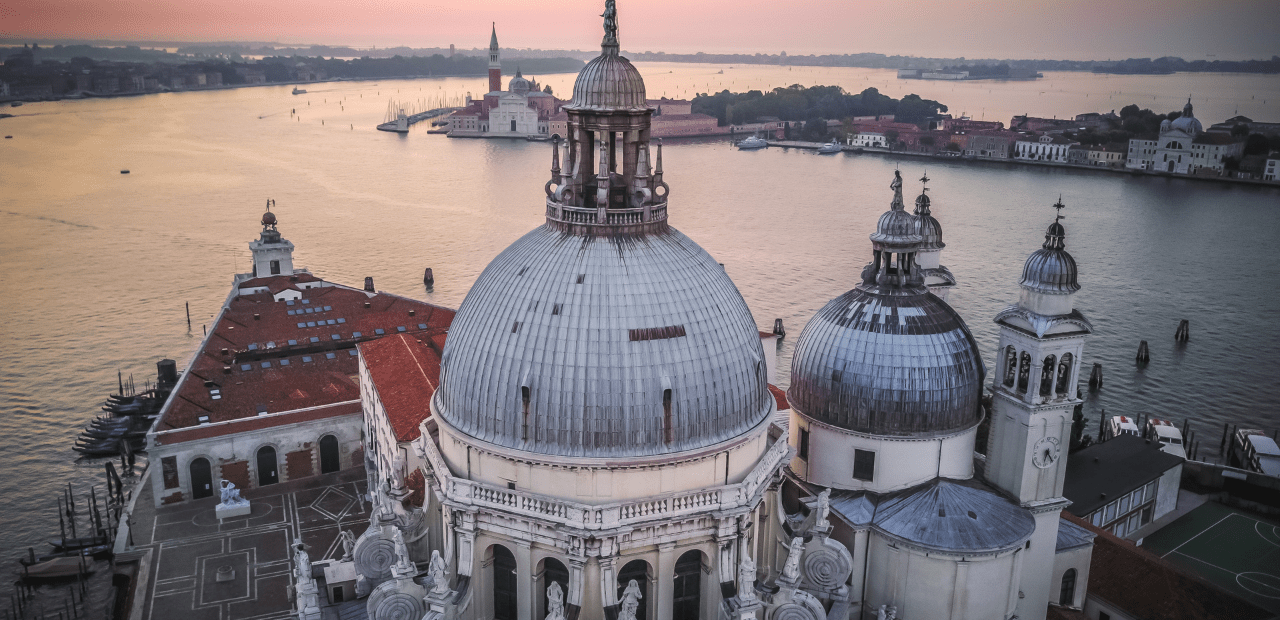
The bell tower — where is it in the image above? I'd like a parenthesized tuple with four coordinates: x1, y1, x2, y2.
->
(985, 198, 1092, 620)
(248, 199, 294, 278)
(488, 23, 502, 94)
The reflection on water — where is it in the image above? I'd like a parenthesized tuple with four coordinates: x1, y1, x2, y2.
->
(1, 69, 1278, 587)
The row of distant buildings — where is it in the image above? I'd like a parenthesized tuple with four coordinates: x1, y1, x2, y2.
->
(843, 104, 1280, 181)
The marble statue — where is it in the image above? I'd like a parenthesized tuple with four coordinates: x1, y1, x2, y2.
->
(428, 550, 450, 595)
(219, 479, 247, 506)
(876, 604, 898, 620)
(546, 581, 566, 620)
(782, 537, 804, 581)
(618, 579, 642, 620)
(815, 488, 831, 529)
(293, 541, 312, 581)
(738, 552, 757, 602)
(338, 529, 356, 562)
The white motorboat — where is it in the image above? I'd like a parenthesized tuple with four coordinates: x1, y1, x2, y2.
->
(737, 135, 768, 150)
(817, 142, 843, 154)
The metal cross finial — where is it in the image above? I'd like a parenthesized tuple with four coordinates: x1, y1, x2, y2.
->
(919, 172, 929, 192)
(1053, 195, 1065, 221)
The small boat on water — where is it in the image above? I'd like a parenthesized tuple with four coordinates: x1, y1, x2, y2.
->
(22, 544, 111, 565)
(737, 135, 768, 150)
(22, 557, 93, 581)
(817, 142, 843, 154)
(292, 87, 307, 95)
(48, 534, 109, 552)
(11, 101, 22, 107)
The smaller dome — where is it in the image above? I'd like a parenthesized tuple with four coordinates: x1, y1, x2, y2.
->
(1020, 220, 1080, 295)
(870, 209, 919, 246)
(566, 53, 648, 112)
(913, 192, 945, 251)
(873, 480, 1035, 553)
(508, 69, 531, 96)
(1168, 115, 1203, 134)
(262, 211, 276, 227)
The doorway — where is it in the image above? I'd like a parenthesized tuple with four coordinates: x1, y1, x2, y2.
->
(319, 435, 340, 473)
(190, 458, 213, 499)
(492, 545, 518, 620)
(672, 551, 703, 620)
(257, 446, 278, 486)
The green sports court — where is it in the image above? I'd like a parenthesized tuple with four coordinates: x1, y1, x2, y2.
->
(1141, 501, 1280, 614)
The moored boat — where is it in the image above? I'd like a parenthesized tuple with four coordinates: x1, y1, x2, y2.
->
(736, 135, 768, 150)
(21, 557, 93, 581)
(817, 142, 843, 154)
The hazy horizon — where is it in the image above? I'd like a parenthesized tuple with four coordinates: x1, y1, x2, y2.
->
(3, 0, 1277, 62)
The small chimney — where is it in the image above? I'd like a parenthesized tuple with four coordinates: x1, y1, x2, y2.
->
(409, 309, 416, 317)
(223, 366, 232, 374)
(253, 313, 260, 321)
(364, 301, 371, 309)
(221, 348, 229, 356)
(364, 277, 375, 292)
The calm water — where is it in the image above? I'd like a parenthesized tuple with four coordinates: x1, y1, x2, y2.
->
(1, 65, 1279, 591)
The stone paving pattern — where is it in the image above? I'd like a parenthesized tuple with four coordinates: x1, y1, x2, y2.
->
(129, 467, 370, 620)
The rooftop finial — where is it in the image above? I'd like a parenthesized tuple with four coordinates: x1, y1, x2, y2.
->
(601, 0, 619, 54)
(914, 173, 932, 216)
(1043, 196, 1067, 251)
(1053, 195, 1065, 221)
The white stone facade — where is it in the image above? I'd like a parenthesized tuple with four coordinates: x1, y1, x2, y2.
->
(1014, 135, 1074, 163)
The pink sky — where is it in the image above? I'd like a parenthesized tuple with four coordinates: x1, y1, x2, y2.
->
(2, 0, 1277, 60)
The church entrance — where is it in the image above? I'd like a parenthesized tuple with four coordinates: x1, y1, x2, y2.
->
(256, 446, 278, 486)
(672, 550, 703, 620)
(511, 120, 517, 132)
(190, 458, 213, 499)
(319, 434, 340, 473)
(491, 545, 517, 620)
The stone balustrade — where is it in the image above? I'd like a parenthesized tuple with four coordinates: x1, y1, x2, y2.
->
(545, 199, 669, 228)
(416, 424, 789, 532)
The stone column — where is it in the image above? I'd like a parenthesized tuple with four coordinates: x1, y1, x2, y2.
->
(655, 543, 676, 620)
(517, 541, 533, 620)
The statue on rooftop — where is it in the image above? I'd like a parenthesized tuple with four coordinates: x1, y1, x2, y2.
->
(338, 529, 356, 562)
(737, 552, 757, 602)
(428, 550, 450, 596)
(618, 579, 642, 620)
(546, 581, 566, 620)
(815, 488, 831, 529)
(782, 537, 804, 582)
(601, 0, 618, 46)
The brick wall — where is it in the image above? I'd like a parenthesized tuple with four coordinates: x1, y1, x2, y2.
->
(287, 446, 315, 480)
(221, 459, 251, 490)
(352, 446, 365, 468)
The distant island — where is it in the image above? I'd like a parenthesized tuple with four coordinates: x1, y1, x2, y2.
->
(0, 44, 582, 101)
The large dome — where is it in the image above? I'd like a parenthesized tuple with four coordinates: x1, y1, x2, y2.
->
(565, 53, 648, 112)
(788, 285, 985, 436)
(435, 225, 773, 458)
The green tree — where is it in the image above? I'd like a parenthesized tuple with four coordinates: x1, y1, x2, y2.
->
(1244, 133, 1270, 155)
(884, 129, 900, 146)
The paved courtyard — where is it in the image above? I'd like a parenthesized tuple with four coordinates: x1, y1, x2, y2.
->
(128, 467, 371, 620)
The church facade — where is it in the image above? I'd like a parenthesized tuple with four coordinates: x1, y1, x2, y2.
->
(1125, 100, 1245, 174)
(447, 25, 560, 139)
(339, 4, 1100, 620)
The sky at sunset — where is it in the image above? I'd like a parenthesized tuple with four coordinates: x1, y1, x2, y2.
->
(2, 0, 1278, 60)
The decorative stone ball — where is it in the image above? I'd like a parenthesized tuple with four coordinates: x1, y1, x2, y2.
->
(262, 211, 277, 227)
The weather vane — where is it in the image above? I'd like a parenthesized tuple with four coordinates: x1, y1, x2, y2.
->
(1053, 195, 1066, 221)
(920, 172, 930, 192)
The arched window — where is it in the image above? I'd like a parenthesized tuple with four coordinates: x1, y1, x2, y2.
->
(1056, 353, 1074, 395)
(1060, 568, 1077, 606)
(1017, 352, 1031, 394)
(537, 557, 569, 620)
(1003, 346, 1018, 387)
(491, 545, 517, 620)
(1040, 355, 1057, 397)
(618, 559, 651, 620)
(673, 551, 704, 620)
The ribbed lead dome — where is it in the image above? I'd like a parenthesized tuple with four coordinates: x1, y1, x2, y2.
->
(566, 53, 648, 112)
(435, 225, 773, 458)
(788, 171, 984, 437)
(913, 192, 945, 251)
(1020, 219, 1080, 295)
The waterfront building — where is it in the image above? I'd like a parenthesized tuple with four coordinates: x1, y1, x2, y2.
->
(1125, 100, 1244, 174)
(1063, 435, 1183, 539)
(1015, 133, 1077, 163)
(448, 25, 561, 139)
(1265, 154, 1279, 181)
(1208, 115, 1280, 138)
(962, 131, 1016, 158)
(145, 209, 454, 507)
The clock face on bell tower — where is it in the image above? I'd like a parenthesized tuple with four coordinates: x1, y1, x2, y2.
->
(1032, 436, 1060, 469)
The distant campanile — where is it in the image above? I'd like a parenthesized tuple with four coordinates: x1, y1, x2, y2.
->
(488, 23, 501, 94)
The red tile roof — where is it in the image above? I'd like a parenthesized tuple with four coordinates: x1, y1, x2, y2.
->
(1063, 513, 1273, 620)
(156, 276, 454, 438)
(358, 333, 443, 443)
(768, 384, 789, 411)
